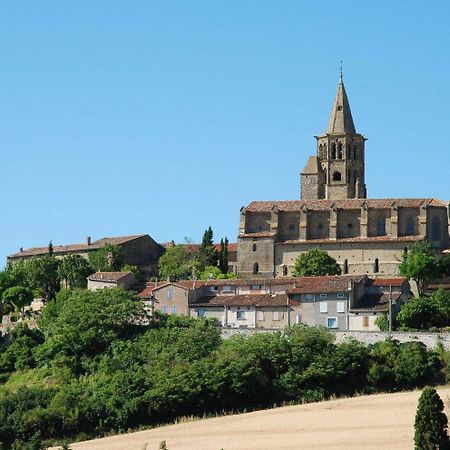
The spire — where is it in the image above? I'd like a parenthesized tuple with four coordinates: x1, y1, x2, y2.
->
(326, 75, 356, 134)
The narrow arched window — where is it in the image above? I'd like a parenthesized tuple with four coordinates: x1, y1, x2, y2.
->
(354, 145, 358, 160)
(333, 171, 342, 182)
(331, 142, 336, 159)
(406, 217, 414, 235)
(377, 217, 386, 236)
(282, 265, 288, 276)
(343, 259, 348, 274)
(346, 145, 351, 159)
(374, 258, 379, 273)
(323, 143, 327, 159)
(338, 142, 343, 159)
(252, 243, 257, 252)
(253, 262, 259, 274)
(432, 216, 441, 241)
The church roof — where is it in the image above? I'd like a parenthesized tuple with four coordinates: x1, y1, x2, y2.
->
(301, 156, 321, 174)
(326, 76, 356, 134)
(244, 198, 447, 213)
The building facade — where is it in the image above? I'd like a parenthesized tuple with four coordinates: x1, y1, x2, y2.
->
(237, 77, 450, 278)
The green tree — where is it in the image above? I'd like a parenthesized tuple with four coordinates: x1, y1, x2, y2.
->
(414, 387, 449, 450)
(218, 237, 229, 274)
(292, 248, 341, 277)
(198, 227, 218, 270)
(26, 256, 60, 302)
(2, 286, 34, 319)
(58, 254, 94, 289)
(88, 244, 124, 272)
(375, 314, 389, 332)
(199, 265, 236, 280)
(439, 254, 450, 278)
(158, 245, 196, 281)
(399, 240, 440, 296)
(121, 264, 144, 282)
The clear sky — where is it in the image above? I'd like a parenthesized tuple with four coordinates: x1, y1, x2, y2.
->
(1, 0, 449, 266)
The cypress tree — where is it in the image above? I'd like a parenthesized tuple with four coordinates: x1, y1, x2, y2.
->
(222, 237, 229, 273)
(218, 238, 224, 273)
(48, 240, 54, 256)
(199, 226, 218, 270)
(414, 387, 449, 450)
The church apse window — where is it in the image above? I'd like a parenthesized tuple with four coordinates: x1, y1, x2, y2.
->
(252, 243, 257, 252)
(343, 259, 348, 274)
(331, 142, 336, 159)
(253, 262, 259, 274)
(338, 142, 343, 159)
(332, 171, 342, 182)
(376, 217, 386, 236)
(374, 258, 379, 273)
(432, 216, 441, 241)
(406, 217, 415, 235)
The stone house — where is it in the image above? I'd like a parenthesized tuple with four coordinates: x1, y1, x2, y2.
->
(8, 234, 165, 276)
(237, 76, 450, 278)
(87, 271, 137, 291)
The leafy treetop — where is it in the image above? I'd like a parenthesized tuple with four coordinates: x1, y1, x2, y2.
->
(292, 248, 342, 277)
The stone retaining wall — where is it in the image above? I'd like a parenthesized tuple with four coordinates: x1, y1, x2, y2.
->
(221, 327, 450, 350)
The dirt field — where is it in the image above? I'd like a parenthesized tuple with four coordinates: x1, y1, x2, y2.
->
(67, 387, 450, 450)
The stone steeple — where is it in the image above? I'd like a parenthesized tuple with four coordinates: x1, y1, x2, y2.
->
(326, 75, 356, 134)
(300, 75, 367, 200)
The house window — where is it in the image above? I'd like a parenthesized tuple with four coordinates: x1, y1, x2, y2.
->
(253, 262, 259, 274)
(406, 217, 415, 235)
(167, 288, 173, 300)
(320, 302, 328, 313)
(172, 305, 177, 314)
(363, 316, 369, 327)
(162, 306, 168, 314)
(337, 293, 346, 299)
(223, 285, 235, 293)
(374, 258, 379, 273)
(257, 310, 264, 321)
(432, 217, 441, 241)
(320, 293, 328, 298)
(252, 243, 257, 252)
(209, 286, 218, 293)
(376, 217, 386, 236)
(236, 308, 246, 320)
(282, 265, 288, 276)
(197, 308, 205, 318)
(337, 301, 345, 313)
(327, 317, 338, 328)
(272, 311, 280, 321)
(251, 285, 262, 290)
(305, 293, 313, 300)
(332, 171, 342, 181)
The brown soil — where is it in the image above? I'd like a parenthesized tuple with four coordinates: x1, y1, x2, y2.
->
(65, 387, 450, 450)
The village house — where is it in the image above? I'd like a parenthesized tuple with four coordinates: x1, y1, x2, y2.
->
(87, 271, 137, 291)
(8, 234, 165, 275)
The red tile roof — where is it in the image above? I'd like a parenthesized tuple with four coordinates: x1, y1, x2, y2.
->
(287, 275, 366, 294)
(276, 236, 424, 244)
(368, 278, 407, 287)
(9, 234, 148, 258)
(88, 271, 134, 283)
(192, 293, 291, 307)
(244, 198, 447, 213)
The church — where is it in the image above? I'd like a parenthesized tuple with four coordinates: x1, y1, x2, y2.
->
(237, 76, 450, 278)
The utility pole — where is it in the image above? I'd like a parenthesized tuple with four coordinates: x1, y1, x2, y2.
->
(388, 284, 392, 333)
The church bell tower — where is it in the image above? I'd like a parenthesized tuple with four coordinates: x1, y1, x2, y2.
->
(301, 74, 367, 200)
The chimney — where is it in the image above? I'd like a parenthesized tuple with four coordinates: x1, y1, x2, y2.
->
(86, 236, 91, 245)
(20, 247, 23, 253)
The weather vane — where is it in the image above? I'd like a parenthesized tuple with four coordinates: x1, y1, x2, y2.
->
(340, 60, 343, 80)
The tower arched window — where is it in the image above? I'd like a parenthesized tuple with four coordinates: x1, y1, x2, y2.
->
(332, 171, 342, 182)
(253, 262, 259, 274)
(374, 258, 379, 273)
(331, 142, 336, 159)
(347, 170, 352, 183)
(432, 217, 441, 241)
(343, 259, 349, 274)
(319, 144, 323, 159)
(338, 142, 343, 159)
(376, 217, 386, 236)
(406, 217, 415, 235)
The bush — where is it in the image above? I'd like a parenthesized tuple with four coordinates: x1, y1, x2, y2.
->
(414, 387, 449, 450)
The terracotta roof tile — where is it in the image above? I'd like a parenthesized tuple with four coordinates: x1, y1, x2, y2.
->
(351, 292, 402, 312)
(279, 236, 423, 245)
(192, 293, 290, 307)
(287, 275, 365, 294)
(368, 278, 407, 287)
(88, 272, 133, 283)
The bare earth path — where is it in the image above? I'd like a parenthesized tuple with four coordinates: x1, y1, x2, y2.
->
(67, 387, 450, 450)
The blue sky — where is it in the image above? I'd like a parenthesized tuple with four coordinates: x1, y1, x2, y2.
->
(1, 1, 449, 266)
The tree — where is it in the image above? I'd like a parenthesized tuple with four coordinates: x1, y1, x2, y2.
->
(199, 265, 236, 280)
(198, 227, 218, 270)
(2, 286, 33, 319)
(292, 248, 341, 277)
(26, 256, 60, 302)
(399, 240, 440, 296)
(439, 254, 450, 278)
(414, 387, 449, 450)
(158, 245, 196, 281)
(58, 254, 94, 289)
(89, 244, 124, 272)
(218, 238, 229, 274)
(48, 240, 54, 256)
